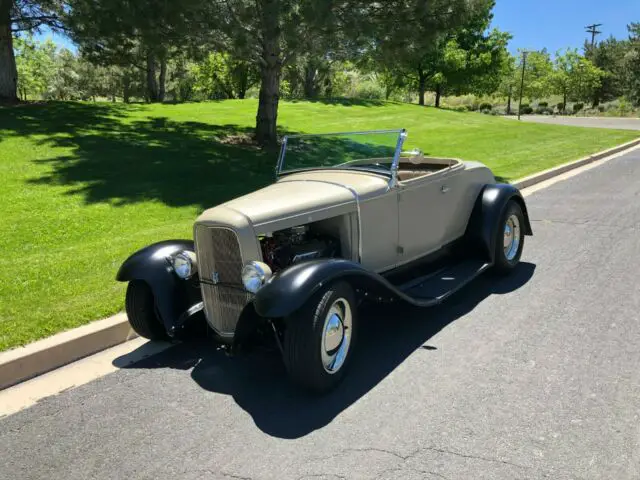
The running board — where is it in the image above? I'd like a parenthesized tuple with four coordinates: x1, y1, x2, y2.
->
(398, 258, 492, 305)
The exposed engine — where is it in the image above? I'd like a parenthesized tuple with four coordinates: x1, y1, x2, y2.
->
(260, 225, 340, 272)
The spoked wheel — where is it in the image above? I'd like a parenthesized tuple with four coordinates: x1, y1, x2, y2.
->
(283, 281, 357, 393)
(125, 280, 168, 340)
(494, 200, 525, 273)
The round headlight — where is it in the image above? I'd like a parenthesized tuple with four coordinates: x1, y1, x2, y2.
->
(241, 261, 272, 294)
(171, 251, 197, 279)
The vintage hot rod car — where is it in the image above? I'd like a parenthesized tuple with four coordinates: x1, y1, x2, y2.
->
(117, 129, 532, 392)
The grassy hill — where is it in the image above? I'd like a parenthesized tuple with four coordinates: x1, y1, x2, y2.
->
(0, 99, 637, 350)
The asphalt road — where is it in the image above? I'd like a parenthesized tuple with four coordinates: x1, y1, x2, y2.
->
(513, 115, 640, 130)
(3, 148, 640, 480)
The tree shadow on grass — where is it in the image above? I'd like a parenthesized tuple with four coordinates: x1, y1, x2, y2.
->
(0, 102, 278, 210)
(1, 102, 405, 210)
(117, 262, 535, 439)
(287, 97, 387, 107)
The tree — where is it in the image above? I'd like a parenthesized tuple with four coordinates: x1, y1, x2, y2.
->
(0, 0, 65, 102)
(585, 36, 629, 106)
(365, 0, 498, 106)
(190, 51, 258, 100)
(549, 49, 603, 112)
(513, 49, 553, 101)
(460, 29, 512, 98)
(66, 0, 217, 102)
(623, 22, 640, 106)
(425, 28, 511, 107)
(496, 52, 517, 113)
(14, 34, 56, 99)
(46, 48, 80, 100)
(212, 0, 359, 144)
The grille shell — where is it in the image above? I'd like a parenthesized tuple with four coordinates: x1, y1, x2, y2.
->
(195, 224, 252, 337)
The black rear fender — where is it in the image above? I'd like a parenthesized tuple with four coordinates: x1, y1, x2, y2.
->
(466, 184, 533, 261)
(116, 240, 202, 335)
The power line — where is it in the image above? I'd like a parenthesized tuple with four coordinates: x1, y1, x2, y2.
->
(585, 23, 603, 47)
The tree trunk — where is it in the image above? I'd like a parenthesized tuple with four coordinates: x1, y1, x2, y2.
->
(158, 56, 167, 102)
(435, 84, 442, 108)
(236, 64, 248, 99)
(123, 74, 131, 103)
(385, 84, 393, 100)
(303, 59, 318, 99)
(563, 91, 567, 114)
(325, 77, 333, 98)
(506, 85, 512, 115)
(0, 0, 18, 104)
(255, 0, 281, 146)
(417, 70, 426, 106)
(257, 61, 280, 146)
(146, 52, 160, 102)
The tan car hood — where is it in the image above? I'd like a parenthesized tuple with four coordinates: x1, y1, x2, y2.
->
(197, 170, 390, 229)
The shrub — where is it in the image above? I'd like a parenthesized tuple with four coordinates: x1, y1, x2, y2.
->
(557, 102, 565, 112)
(617, 97, 631, 115)
(573, 102, 584, 113)
(536, 106, 553, 115)
(354, 81, 384, 100)
(452, 105, 467, 112)
(598, 105, 605, 112)
(479, 102, 492, 111)
(519, 103, 533, 115)
(538, 101, 548, 108)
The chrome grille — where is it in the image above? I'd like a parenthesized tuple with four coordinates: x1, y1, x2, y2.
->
(195, 224, 251, 336)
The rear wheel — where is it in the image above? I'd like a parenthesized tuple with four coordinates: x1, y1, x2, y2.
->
(283, 281, 357, 393)
(493, 200, 525, 273)
(125, 280, 168, 340)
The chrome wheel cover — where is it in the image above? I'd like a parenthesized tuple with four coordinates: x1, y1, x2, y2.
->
(321, 298, 352, 374)
(503, 214, 521, 261)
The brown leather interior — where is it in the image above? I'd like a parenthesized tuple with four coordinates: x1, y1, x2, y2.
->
(397, 162, 450, 182)
(397, 170, 437, 181)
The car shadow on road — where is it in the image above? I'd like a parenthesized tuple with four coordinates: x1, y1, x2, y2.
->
(117, 262, 535, 439)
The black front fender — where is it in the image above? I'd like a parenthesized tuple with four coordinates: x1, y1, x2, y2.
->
(253, 259, 412, 318)
(466, 183, 533, 261)
(116, 240, 202, 335)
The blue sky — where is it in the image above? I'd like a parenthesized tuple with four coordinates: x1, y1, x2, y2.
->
(492, 0, 640, 54)
(35, 0, 640, 56)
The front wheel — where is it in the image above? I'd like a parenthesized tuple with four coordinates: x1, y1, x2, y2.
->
(283, 281, 357, 393)
(493, 200, 525, 274)
(125, 280, 168, 340)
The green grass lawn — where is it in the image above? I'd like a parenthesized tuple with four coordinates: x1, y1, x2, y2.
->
(0, 99, 637, 351)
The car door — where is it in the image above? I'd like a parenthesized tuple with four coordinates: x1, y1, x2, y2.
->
(397, 166, 462, 265)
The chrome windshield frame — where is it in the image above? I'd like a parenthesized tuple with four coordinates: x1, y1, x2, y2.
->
(275, 129, 407, 180)
(390, 129, 407, 188)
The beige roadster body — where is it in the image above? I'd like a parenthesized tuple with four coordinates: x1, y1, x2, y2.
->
(197, 156, 494, 273)
(118, 129, 532, 392)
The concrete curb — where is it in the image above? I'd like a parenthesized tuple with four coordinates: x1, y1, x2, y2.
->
(0, 314, 137, 390)
(512, 138, 640, 190)
(1, 136, 639, 391)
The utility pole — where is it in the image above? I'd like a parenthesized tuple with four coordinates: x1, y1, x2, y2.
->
(517, 51, 529, 121)
(585, 23, 603, 47)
